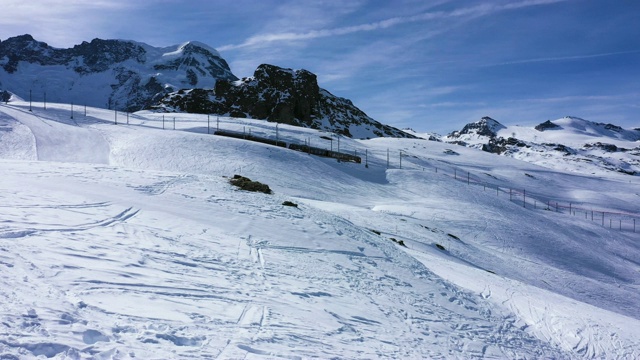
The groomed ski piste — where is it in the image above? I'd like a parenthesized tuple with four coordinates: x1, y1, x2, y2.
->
(0, 99, 639, 359)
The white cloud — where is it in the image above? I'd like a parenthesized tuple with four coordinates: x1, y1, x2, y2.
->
(507, 93, 640, 104)
(486, 50, 640, 67)
(218, 0, 570, 51)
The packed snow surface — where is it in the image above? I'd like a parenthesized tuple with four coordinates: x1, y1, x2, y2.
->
(0, 101, 639, 359)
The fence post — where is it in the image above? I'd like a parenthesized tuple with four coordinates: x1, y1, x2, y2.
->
(497, 186, 499, 196)
(569, 203, 572, 214)
(602, 212, 604, 226)
(619, 220, 622, 231)
(510, 189, 512, 201)
(365, 149, 368, 168)
(207, 115, 210, 134)
(217, 116, 219, 131)
(610, 219, 612, 228)
(523, 189, 526, 208)
(556, 202, 558, 212)
(455, 169, 457, 179)
(634, 219, 636, 232)
(173, 117, 176, 130)
(467, 172, 470, 185)
(399, 150, 402, 169)
(163, 115, 165, 129)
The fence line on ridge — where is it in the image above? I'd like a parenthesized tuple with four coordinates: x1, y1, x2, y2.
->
(9, 101, 637, 233)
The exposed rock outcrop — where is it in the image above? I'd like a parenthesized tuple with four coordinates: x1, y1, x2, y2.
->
(482, 137, 529, 154)
(448, 117, 505, 139)
(156, 64, 414, 139)
(535, 120, 560, 131)
(1, 35, 413, 139)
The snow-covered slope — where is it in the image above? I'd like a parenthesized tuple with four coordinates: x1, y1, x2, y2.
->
(0, 35, 237, 112)
(0, 99, 639, 359)
(442, 116, 640, 176)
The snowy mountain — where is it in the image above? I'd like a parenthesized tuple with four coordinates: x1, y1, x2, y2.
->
(0, 34, 237, 112)
(447, 116, 506, 140)
(0, 98, 639, 359)
(0, 35, 411, 139)
(442, 116, 640, 176)
(155, 64, 414, 139)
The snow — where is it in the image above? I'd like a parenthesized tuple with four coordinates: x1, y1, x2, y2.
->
(0, 40, 231, 111)
(497, 117, 640, 147)
(161, 41, 220, 59)
(438, 116, 640, 177)
(0, 99, 639, 359)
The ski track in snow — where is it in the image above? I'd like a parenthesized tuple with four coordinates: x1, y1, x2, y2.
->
(0, 102, 638, 359)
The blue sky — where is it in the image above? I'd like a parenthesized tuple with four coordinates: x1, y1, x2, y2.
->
(1, 0, 638, 133)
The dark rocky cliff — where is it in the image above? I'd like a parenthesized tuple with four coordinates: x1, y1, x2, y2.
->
(156, 64, 414, 139)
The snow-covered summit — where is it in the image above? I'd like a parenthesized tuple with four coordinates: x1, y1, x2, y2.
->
(161, 41, 222, 59)
(0, 34, 237, 112)
(544, 116, 640, 142)
(442, 116, 640, 176)
(0, 35, 413, 139)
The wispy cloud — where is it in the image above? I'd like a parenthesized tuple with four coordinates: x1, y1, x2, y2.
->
(428, 101, 488, 108)
(218, 0, 569, 51)
(507, 93, 640, 104)
(486, 50, 640, 67)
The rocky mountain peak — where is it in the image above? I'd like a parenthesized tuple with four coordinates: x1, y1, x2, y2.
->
(448, 116, 506, 139)
(156, 63, 413, 139)
(1, 34, 44, 50)
(254, 64, 316, 84)
(71, 38, 147, 73)
(1, 35, 411, 139)
(177, 41, 220, 57)
(0, 34, 53, 73)
(535, 120, 561, 131)
(154, 41, 235, 83)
